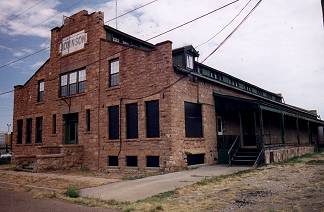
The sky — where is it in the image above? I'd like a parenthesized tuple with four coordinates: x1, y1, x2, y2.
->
(0, 0, 323, 132)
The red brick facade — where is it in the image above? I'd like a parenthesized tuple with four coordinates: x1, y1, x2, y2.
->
(12, 10, 322, 172)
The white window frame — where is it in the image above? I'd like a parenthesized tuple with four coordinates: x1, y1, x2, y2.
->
(186, 54, 194, 69)
(217, 116, 223, 135)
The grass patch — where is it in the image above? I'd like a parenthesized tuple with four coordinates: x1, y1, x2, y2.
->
(65, 185, 80, 198)
(306, 160, 324, 165)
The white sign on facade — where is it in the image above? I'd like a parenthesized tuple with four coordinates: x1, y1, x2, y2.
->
(60, 30, 87, 56)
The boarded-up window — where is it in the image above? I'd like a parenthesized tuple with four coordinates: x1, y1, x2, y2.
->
(146, 156, 160, 167)
(17, 119, 23, 144)
(26, 118, 32, 144)
(108, 156, 118, 166)
(184, 102, 203, 138)
(35, 117, 43, 143)
(187, 154, 205, 166)
(126, 156, 138, 167)
(52, 114, 56, 134)
(86, 109, 90, 131)
(146, 100, 160, 138)
(108, 106, 119, 140)
(126, 103, 138, 139)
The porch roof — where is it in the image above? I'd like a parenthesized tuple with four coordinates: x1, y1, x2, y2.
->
(214, 93, 324, 125)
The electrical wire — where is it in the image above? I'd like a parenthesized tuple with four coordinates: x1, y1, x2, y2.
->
(195, 0, 253, 49)
(0, 0, 239, 95)
(201, 0, 262, 63)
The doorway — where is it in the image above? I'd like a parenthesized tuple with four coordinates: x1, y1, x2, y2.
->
(241, 112, 257, 147)
(63, 113, 78, 144)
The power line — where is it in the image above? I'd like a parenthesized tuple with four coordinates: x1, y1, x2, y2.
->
(0, 47, 49, 69)
(0, 90, 14, 96)
(0, 0, 159, 71)
(195, 0, 253, 49)
(201, 0, 262, 63)
(147, 0, 240, 41)
(9, 0, 46, 20)
(106, 0, 160, 23)
(0, 0, 239, 96)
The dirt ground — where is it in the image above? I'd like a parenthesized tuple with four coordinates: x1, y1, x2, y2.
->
(0, 152, 323, 212)
(125, 151, 324, 212)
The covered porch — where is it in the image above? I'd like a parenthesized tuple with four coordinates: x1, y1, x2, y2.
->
(214, 93, 324, 166)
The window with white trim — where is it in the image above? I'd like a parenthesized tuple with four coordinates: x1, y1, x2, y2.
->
(109, 59, 119, 87)
(186, 54, 194, 69)
(60, 69, 86, 97)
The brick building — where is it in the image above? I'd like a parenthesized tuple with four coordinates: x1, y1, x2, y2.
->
(12, 10, 324, 172)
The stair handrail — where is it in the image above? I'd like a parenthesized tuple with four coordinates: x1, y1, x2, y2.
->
(228, 135, 239, 166)
(253, 146, 265, 168)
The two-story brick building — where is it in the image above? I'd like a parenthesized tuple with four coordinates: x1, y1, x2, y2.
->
(12, 10, 324, 173)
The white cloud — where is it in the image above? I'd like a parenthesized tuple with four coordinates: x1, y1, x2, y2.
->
(0, 0, 61, 38)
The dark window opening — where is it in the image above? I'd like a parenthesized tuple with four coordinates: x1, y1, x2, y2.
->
(108, 156, 119, 166)
(126, 156, 138, 167)
(52, 114, 56, 134)
(35, 117, 43, 143)
(146, 100, 160, 138)
(17, 120, 23, 144)
(109, 59, 119, 87)
(108, 106, 119, 140)
(86, 109, 90, 131)
(126, 103, 138, 139)
(187, 154, 205, 166)
(37, 80, 44, 102)
(184, 102, 203, 138)
(146, 156, 160, 167)
(63, 113, 78, 144)
(26, 118, 32, 144)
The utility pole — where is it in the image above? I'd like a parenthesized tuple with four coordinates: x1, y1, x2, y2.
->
(322, 0, 324, 26)
(6, 123, 11, 133)
(115, 0, 118, 29)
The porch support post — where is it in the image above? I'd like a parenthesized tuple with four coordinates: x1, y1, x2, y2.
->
(239, 111, 243, 146)
(308, 121, 311, 144)
(281, 113, 285, 144)
(296, 116, 300, 145)
(253, 112, 257, 145)
(259, 108, 264, 148)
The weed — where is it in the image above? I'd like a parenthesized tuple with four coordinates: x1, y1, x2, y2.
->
(65, 185, 80, 198)
(306, 160, 324, 165)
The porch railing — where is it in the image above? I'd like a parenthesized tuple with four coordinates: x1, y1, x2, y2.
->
(253, 146, 265, 168)
(228, 135, 240, 166)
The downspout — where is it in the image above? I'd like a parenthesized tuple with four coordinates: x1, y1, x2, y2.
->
(118, 98, 123, 157)
(97, 35, 102, 170)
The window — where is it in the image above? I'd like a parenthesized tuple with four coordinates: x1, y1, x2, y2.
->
(85, 109, 91, 132)
(108, 156, 118, 166)
(146, 100, 160, 138)
(52, 114, 56, 134)
(187, 154, 205, 166)
(36, 117, 43, 143)
(78, 69, 86, 93)
(217, 116, 223, 135)
(26, 118, 32, 144)
(126, 156, 138, 167)
(60, 69, 86, 97)
(60, 74, 68, 97)
(184, 102, 203, 138)
(108, 106, 119, 140)
(126, 103, 138, 139)
(17, 119, 23, 144)
(38, 80, 44, 102)
(186, 54, 194, 69)
(146, 156, 160, 167)
(109, 59, 119, 87)
(69, 72, 77, 95)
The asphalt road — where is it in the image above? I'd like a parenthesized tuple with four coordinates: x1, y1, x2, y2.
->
(0, 189, 118, 212)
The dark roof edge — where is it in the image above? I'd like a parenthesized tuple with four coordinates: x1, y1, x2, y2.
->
(22, 59, 50, 87)
(174, 66, 320, 119)
(196, 62, 282, 98)
(104, 25, 155, 49)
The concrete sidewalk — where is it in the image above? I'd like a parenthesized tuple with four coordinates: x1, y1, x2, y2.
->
(81, 165, 250, 202)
